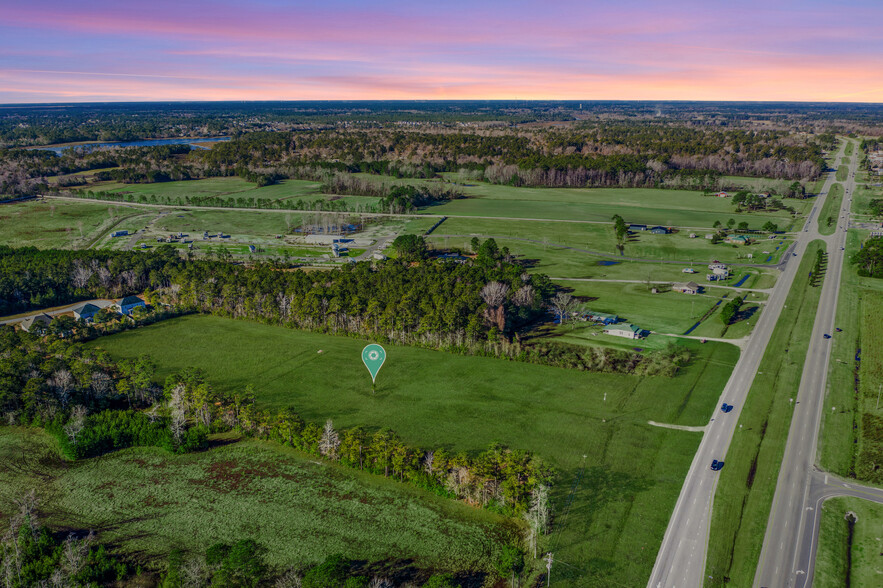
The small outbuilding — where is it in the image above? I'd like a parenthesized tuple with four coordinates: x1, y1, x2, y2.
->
(629, 224, 648, 232)
(673, 281, 701, 294)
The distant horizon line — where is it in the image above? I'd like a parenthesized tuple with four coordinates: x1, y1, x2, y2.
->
(1, 98, 882, 107)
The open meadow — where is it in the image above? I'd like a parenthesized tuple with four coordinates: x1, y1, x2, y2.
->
(428, 217, 793, 266)
(0, 427, 511, 579)
(422, 182, 809, 229)
(0, 199, 144, 249)
(81, 174, 814, 230)
(85, 314, 740, 586)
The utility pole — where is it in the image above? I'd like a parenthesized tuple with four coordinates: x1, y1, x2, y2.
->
(544, 552, 553, 586)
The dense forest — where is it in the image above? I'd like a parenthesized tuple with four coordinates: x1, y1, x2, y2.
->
(2, 101, 883, 148)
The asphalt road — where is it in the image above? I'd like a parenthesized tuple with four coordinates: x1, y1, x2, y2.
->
(752, 146, 859, 588)
(646, 144, 847, 588)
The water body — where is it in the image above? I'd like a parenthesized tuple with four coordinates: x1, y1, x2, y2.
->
(597, 260, 621, 266)
(36, 136, 230, 154)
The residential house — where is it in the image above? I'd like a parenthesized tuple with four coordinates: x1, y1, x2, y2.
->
(628, 224, 648, 231)
(649, 226, 669, 235)
(708, 263, 729, 271)
(115, 295, 145, 316)
(111, 230, 128, 238)
(672, 281, 701, 294)
(73, 303, 100, 323)
(248, 245, 256, 253)
(604, 323, 645, 339)
(682, 268, 697, 273)
(716, 191, 730, 198)
(586, 311, 619, 325)
(436, 253, 468, 263)
(726, 234, 750, 245)
(712, 267, 730, 277)
(20, 314, 52, 333)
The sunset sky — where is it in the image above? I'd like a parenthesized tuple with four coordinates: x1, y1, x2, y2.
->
(1, 0, 881, 103)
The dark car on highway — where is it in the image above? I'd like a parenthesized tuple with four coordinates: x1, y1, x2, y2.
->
(710, 460, 724, 471)
(721, 403, 733, 413)
(823, 334, 831, 339)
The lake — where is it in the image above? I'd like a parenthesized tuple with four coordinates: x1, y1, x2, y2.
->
(36, 136, 230, 154)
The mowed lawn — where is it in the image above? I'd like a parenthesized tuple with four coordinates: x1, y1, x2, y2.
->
(87, 314, 739, 586)
(420, 183, 808, 229)
(0, 428, 510, 576)
(93, 177, 381, 211)
(0, 200, 141, 249)
(550, 280, 766, 336)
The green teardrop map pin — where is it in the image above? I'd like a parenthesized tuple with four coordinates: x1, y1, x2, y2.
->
(361, 344, 386, 386)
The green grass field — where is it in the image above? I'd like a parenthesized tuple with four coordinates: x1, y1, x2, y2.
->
(428, 217, 791, 267)
(845, 142, 854, 157)
(837, 166, 849, 182)
(705, 240, 827, 587)
(548, 280, 765, 337)
(85, 314, 740, 586)
(0, 427, 510, 576)
(814, 496, 883, 587)
(0, 200, 141, 249)
(421, 183, 807, 229)
(818, 183, 844, 236)
(719, 176, 803, 195)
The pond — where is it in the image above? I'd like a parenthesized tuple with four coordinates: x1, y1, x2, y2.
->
(35, 136, 230, 154)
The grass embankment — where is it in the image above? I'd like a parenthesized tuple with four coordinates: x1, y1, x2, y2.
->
(814, 497, 883, 587)
(705, 240, 828, 587)
(0, 427, 508, 575)
(818, 183, 844, 236)
(837, 166, 849, 182)
(86, 314, 740, 586)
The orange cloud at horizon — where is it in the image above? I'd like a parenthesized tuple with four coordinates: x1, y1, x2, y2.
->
(2, 59, 882, 104)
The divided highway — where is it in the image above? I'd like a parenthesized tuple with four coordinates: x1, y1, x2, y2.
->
(647, 144, 847, 588)
(753, 146, 859, 587)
